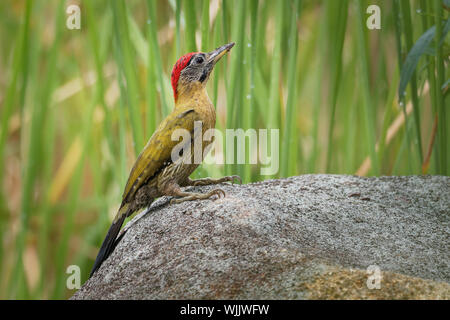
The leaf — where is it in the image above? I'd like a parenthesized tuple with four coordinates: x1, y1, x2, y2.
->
(442, 78, 450, 91)
(398, 18, 450, 100)
(444, 0, 450, 9)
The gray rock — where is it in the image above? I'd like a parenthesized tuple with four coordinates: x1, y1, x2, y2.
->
(72, 175, 450, 299)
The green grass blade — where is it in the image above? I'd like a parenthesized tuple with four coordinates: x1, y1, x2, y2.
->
(355, 0, 379, 176)
(175, 0, 181, 57)
(325, 0, 348, 173)
(201, 0, 209, 51)
(225, 0, 246, 177)
(433, 0, 448, 174)
(147, 0, 172, 118)
(112, 0, 144, 154)
(184, 0, 197, 52)
(281, 0, 300, 178)
(267, 0, 284, 131)
(400, 0, 423, 167)
(0, 0, 32, 194)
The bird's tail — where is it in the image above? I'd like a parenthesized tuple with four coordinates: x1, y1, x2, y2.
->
(89, 203, 130, 278)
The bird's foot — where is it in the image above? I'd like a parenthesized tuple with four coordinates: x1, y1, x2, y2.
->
(170, 188, 226, 204)
(189, 175, 242, 186)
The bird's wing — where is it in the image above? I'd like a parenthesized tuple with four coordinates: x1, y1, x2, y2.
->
(121, 108, 201, 203)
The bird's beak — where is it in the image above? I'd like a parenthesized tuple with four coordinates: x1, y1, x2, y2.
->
(207, 42, 235, 65)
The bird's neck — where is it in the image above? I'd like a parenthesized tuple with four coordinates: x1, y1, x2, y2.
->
(175, 81, 216, 128)
(175, 81, 210, 107)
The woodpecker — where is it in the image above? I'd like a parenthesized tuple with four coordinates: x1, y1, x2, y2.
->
(90, 42, 240, 277)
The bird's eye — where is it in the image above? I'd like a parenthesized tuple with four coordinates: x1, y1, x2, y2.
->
(195, 56, 204, 64)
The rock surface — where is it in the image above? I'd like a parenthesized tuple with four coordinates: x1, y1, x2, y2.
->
(72, 175, 450, 299)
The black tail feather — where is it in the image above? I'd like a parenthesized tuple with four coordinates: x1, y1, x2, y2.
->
(89, 214, 126, 278)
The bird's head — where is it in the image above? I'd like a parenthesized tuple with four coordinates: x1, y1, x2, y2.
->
(170, 42, 235, 102)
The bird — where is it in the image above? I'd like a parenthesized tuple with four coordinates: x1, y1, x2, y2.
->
(90, 42, 241, 277)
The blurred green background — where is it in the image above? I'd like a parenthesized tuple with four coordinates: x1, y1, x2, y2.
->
(0, 0, 448, 299)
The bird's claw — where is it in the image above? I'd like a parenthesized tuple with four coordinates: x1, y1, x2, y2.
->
(229, 175, 242, 185)
(210, 188, 226, 199)
(169, 188, 225, 204)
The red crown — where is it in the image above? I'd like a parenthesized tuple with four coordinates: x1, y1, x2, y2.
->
(170, 52, 198, 101)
